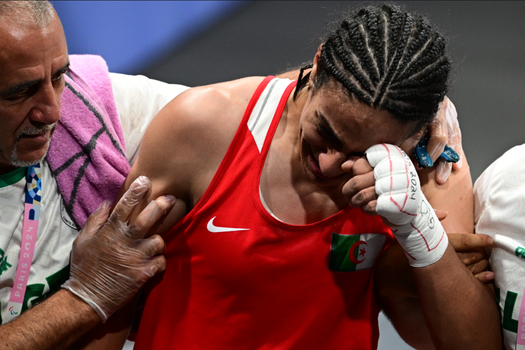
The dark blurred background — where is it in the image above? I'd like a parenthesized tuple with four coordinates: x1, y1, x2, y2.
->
(52, 1, 525, 349)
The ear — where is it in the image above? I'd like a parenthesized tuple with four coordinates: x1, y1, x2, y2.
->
(309, 44, 323, 86)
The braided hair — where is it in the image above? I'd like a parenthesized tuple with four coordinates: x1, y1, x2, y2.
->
(295, 3, 450, 135)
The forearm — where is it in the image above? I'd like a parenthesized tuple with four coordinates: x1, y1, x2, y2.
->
(375, 240, 433, 348)
(412, 244, 501, 349)
(67, 297, 136, 350)
(377, 244, 500, 349)
(0, 290, 100, 350)
(376, 160, 474, 297)
(377, 291, 434, 350)
(413, 157, 501, 348)
(368, 145, 499, 348)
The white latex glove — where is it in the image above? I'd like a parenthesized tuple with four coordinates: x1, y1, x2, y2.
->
(62, 176, 175, 322)
(427, 97, 463, 184)
(400, 97, 463, 185)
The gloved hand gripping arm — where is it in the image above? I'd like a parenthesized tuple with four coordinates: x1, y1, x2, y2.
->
(62, 176, 174, 322)
(0, 176, 174, 350)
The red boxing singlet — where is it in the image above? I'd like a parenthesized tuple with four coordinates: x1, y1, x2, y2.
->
(135, 77, 394, 350)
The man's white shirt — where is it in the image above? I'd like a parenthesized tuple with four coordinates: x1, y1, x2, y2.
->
(0, 74, 188, 323)
(475, 144, 525, 350)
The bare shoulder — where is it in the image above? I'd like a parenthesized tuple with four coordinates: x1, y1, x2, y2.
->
(129, 76, 265, 202)
(156, 76, 264, 131)
(168, 76, 264, 128)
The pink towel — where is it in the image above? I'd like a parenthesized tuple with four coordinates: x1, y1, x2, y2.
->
(47, 55, 130, 228)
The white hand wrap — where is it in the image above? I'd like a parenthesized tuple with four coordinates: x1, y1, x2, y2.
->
(366, 144, 448, 267)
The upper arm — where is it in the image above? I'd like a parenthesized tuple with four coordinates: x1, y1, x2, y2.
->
(118, 80, 256, 237)
(419, 155, 474, 233)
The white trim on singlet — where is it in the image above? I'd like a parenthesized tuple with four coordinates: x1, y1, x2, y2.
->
(247, 78, 292, 152)
(246, 77, 293, 221)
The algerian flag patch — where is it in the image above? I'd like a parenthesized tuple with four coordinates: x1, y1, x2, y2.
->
(329, 233, 387, 272)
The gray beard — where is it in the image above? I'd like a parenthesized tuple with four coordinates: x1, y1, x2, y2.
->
(10, 124, 55, 167)
(10, 142, 49, 167)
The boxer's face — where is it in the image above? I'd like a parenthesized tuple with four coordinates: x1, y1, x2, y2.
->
(298, 82, 413, 184)
(0, 12, 69, 174)
(295, 47, 416, 185)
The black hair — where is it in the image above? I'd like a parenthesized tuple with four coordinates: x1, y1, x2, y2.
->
(295, 3, 450, 135)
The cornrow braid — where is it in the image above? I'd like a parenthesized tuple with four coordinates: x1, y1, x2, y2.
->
(309, 3, 450, 136)
(320, 41, 370, 103)
(375, 11, 413, 105)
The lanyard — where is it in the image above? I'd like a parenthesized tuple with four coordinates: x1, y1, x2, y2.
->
(5, 164, 42, 322)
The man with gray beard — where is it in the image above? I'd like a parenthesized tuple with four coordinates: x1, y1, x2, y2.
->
(0, 1, 188, 348)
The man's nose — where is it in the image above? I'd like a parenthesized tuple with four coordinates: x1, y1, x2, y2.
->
(29, 82, 61, 124)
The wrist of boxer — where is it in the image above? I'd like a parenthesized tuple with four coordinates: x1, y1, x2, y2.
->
(389, 196, 449, 267)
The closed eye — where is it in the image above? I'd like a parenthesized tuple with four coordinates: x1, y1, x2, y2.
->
(52, 63, 70, 83)
(317, 112, 342, 148)
(2, 81, 39, 101)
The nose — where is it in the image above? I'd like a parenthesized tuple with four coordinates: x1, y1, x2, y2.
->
(317, 150, 346, 178)
(29, 82, 61, 125)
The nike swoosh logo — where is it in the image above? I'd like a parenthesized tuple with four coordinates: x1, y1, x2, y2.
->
(207, 217, 249, 233)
